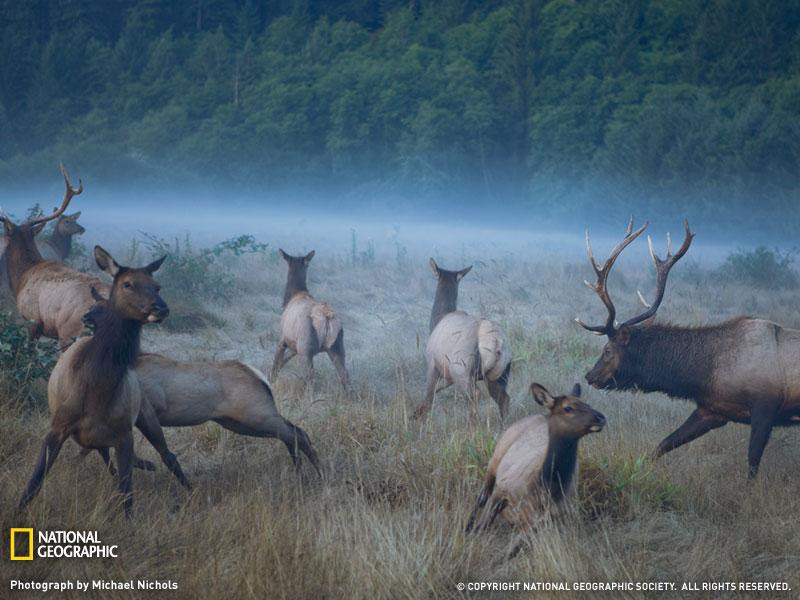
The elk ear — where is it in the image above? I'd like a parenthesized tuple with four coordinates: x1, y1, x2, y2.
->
(571, 383, 582, 398)
(530, 383, 556, 410)
(1, 217, 13, 236)
(456, 265, 472, 281)
(90, 286, 105, 302)
(145, 255, 167, 274)
(94, 245, 121, 277)
(32, 222, 46, 236)
(429, 258, 440, 277)
(69, 211, 81, 219)
(303, 250, 315, 264)
(279, 248, 290, 262)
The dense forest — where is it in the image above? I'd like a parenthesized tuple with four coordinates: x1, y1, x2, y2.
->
(0, 0, 798, 221)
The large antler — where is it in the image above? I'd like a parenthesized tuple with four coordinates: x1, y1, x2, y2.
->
(575, 217, 648, 335)
(618, 220, 694, 329)
(27, 163, 83, 226)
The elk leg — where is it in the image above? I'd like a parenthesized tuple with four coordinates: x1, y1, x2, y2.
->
(271, 342, 294, 380)
(114, 433, 135, 518)
(653, 408, 728, 458)
(413, 365, 439, 420)
(297, 350, 315, 388)
(747, 401, 781, 479)
(479, 497, 508, 532)
(29, 320, 44, 341)
(465, 474, 496, 533)
(327, 331, 350, 391)
(135, 402, 192, 490)
(215, 416, 322, 476)
(18, 430, 66, 511)
(487, 363, 511, 421)
(97, 448, 116, 477)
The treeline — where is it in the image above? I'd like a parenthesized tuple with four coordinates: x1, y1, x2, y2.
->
(0, 0, 798, 216)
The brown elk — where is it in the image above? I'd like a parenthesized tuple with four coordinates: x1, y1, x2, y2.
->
(0, 165, 109, 347)
(18, 246, 190, 518)
(270, 250, 350, 390)
(578, 218, 800, 479)
(465, 383, 605, 532)
(38, 211, 85, 261)
(414, 259, 511, 421)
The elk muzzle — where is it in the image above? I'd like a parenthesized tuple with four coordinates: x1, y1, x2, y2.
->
(147, 300, 169, 323)
(588, 411, 606, 433)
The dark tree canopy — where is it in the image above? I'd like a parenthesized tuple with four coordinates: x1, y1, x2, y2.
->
(0, 0, 798, 222)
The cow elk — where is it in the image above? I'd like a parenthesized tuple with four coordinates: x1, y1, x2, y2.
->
(465, 383, 605, 532)
(38, 211, 85, 261)
(84, 300, 322, 478)
(0, 164, 109, 348)
(18, 247, 190, 517)
(578, 217, 800, 479)
(414, 259, 511, 421)
(271, 250, 350, 391)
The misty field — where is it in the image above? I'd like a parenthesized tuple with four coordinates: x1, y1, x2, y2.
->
(2, 229, 799, 600)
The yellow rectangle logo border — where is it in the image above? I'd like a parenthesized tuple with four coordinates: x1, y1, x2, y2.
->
(10, 528, 34, 561)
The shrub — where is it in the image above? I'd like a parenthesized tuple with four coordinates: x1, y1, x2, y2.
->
(716, 246, 799, 289)
(0, 312, 57, 407)
(138, 233, 268, 332)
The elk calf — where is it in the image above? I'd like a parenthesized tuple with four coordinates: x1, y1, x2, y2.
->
(18, 247, 190, 518)
(465, 383, 605, 532)
(578, 218, 800, 479)
(271, 250, 350, 390)
(415, 259, 511, 421)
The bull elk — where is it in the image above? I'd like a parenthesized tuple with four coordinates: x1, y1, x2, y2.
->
(0, 165, 109, 347)
(270, 250, 350, 391)
(465, 383, 605, 532)
(18, 247, 190, 518)
(577, 218, 800, 479)
(414, 259, 511, 421)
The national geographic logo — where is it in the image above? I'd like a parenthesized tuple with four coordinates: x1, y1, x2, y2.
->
(8, 529, 118, 560)
(9, 529, 33, 561)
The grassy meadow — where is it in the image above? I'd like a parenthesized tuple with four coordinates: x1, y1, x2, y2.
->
(1, 226, 799, 599)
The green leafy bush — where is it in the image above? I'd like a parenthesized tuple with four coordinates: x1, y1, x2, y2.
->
(138, 233, 268, 332)
(716, 246, 799, 289)
(0, 312, 57, 406)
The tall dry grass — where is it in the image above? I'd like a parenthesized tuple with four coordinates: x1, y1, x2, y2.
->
(2, 238, 799, 599)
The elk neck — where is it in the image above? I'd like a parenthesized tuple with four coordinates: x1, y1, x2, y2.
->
(4, 229, 44, 296)
(283, 266, 309, 307)
(538, 432, 578, 505)
(75, 300, 143, 389)
(618, 325, 716, 399)
(430, 278, 458, 332)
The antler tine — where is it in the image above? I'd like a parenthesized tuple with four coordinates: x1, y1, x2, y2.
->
(576, 218, 648, 335)
(28, 163, 84, 226)
(620, 220, 694, 329)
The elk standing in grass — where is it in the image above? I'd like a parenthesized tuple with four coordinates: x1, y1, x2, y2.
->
(578, 218, 800, 479)
(414, 259, 511, 421)
(18, 247, 190, 517)
(0, 165, 109, 348)
(466, 383, 605, 532)
(271, 250, 350, 391)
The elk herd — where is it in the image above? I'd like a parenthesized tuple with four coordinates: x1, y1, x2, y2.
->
(4, 166, 800, 536)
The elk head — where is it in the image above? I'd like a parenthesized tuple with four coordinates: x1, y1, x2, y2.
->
(530, 383, 606, 436)
(94, 246, 168, 323)
(55, 212, 85, 236)
(0, 164, 82, 261)
(576, 217, 694, 389)
(429, 258, 472, 284)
